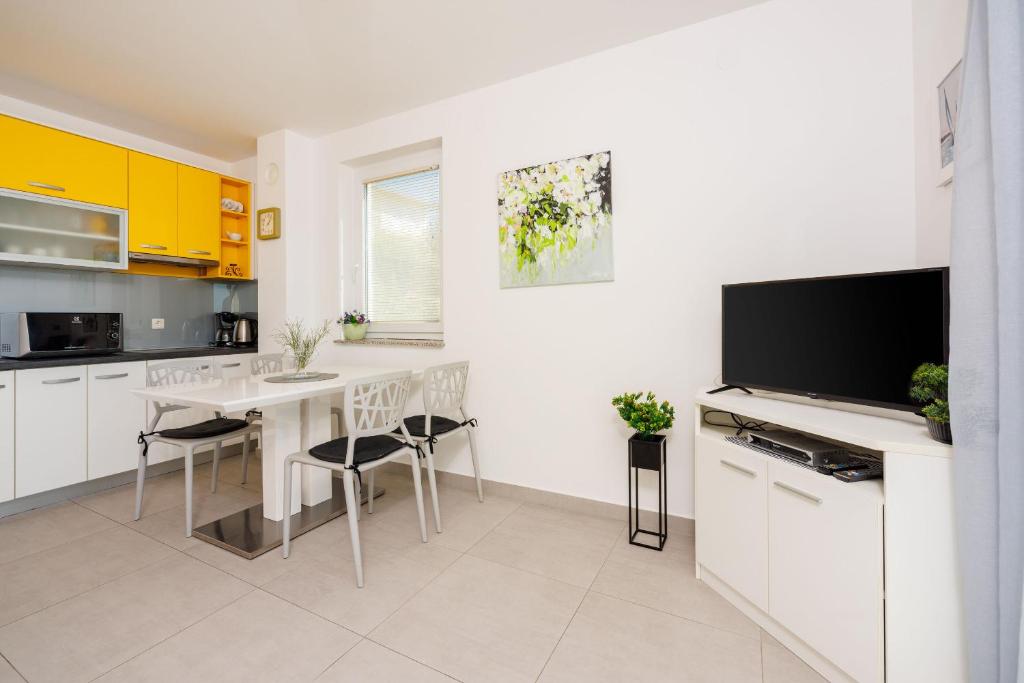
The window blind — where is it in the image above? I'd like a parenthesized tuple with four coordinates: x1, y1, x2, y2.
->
(364, 168, 441, 324)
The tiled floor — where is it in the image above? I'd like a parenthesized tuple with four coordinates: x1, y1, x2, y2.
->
(0, 456, 826, 682)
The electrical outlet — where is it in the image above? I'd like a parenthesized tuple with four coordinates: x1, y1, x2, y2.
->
(151, 318, 165, 330)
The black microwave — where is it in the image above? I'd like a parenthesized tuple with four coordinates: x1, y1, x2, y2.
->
(0, 312, 123, 359)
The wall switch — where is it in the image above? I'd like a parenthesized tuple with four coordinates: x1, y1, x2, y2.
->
(151, 318, 165, 330)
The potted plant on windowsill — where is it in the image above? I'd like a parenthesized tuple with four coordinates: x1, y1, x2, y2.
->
(339, 311, 369, 341)
(612, 391, 676, 467)
(910, 362, 952, 444)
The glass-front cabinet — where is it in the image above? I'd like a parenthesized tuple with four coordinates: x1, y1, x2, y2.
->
(0, 188, 128, 270)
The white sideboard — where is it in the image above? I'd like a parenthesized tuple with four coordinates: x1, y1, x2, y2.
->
(0, 353, 255, 504)
(693, 389, 964, 683)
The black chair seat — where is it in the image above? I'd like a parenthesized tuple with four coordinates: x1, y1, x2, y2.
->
(157, 417, 249, 440)
(399, 415, 463, 438)
(309, 434, 408, 465)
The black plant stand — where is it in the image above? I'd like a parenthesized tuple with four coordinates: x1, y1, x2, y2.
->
(628, 433, 668, 550)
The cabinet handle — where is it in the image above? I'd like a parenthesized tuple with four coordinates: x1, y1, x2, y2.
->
(774, 481, 822, 505)
(27, 181, 66, 192)
(720, 459, 756, 477)
(187, 249, 211, 255)
(221, 362, 240, 368)
(42, 377, 81, 385)
(0, 384, 5, 389)
(95, 372, 129, 380)
(140, 244, 168, 250)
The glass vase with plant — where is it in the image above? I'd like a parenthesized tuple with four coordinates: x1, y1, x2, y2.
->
(910, 362, 951, 444)
(339, 311, 370, 341)
(273, 319, 333, 378)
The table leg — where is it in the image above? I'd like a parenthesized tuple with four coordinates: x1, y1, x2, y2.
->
(260, 402, 302, 521)
(300, 396, 333, 507)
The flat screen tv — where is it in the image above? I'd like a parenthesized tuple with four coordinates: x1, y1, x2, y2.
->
(721, 268, 949, 411)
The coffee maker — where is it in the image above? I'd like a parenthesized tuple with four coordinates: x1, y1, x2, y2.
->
(214, 312, 238, 347)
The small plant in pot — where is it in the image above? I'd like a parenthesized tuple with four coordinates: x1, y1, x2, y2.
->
(339, 310, 369, 341)
(910, 362, 951, 444)
(612, 391, 676, 468)
(273, 319, 333, 378)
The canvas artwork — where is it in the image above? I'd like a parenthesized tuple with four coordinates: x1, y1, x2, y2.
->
(498, 150, 613, 288)
(938, 61, 962, 169)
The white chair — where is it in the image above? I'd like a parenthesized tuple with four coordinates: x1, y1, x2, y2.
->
(134, 358, 260, 536)
(282, 371, 428, 588)
(400, 361, 482, 516)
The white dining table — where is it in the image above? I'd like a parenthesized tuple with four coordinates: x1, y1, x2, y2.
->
(132, 364, 416, 557)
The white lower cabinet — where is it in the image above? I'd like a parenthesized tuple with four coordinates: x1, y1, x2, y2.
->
(768, 460, 884, 683)
(694, 434, 769, 610)
(0, 372, 14, 503)
(217, 355, 252, 380)
(87, 362, 147, 480)
(15, 365, 87, 497)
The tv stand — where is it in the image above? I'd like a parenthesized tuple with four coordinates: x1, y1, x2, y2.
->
(706, 384, 752, 395)
(693, 388, 963, 683)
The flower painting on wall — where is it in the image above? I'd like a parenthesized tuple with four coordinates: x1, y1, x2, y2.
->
(498, 150, 613, 288)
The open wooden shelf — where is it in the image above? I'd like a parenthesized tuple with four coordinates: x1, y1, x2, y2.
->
(221, 209, 248, 218)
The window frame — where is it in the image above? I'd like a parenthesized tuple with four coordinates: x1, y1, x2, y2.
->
(354, 152, 443, 339)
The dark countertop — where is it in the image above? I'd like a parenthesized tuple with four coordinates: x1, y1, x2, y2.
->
(0, 346, 257, 372)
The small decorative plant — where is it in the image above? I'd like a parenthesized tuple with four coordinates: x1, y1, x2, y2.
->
(273, 319, 333, 376)
(339, 310, 370, 341)
(612, 391, 676, 441)
(910, 362, 951, 444)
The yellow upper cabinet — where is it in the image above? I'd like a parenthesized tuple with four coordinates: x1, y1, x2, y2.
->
(128, 152, 178, 255)
(177, 165, 220, 261)
(0, 115, 128, 208)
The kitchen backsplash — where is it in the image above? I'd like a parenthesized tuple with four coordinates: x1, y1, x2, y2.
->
(0, 265, 257, 350)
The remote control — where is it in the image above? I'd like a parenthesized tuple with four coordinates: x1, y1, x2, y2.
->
(833, 464, 883, 482)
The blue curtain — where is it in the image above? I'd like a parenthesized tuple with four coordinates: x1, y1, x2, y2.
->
(949, 0, 1024, 681)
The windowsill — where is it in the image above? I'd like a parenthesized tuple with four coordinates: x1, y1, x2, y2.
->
(333, 337, 445, 349)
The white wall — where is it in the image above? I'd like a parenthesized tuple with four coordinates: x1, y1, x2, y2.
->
(912, 0, 968, 266)
(0, 94, 240, 176)
(259, 0, 917, 517)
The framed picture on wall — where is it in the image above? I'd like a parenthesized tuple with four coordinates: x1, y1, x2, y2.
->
(937, 61, 961, 187)
(257, 207, 281, 240)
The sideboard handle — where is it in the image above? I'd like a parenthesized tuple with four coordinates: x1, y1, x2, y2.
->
(720, 459, 756, 477)
(774, 481, 823, 505)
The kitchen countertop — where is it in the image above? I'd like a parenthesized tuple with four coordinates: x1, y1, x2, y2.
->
(0, 346, 257, 371)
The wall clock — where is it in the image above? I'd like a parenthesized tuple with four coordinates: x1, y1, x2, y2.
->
(256, 207, 281, 240)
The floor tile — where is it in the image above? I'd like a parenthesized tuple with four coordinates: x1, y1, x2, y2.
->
(467, 503, 623, 587)
(98, 590, 359, 683)
(74, 469, 213, 523)
(538, 592, 762, 683)
(0, 502, 117, 565)
(263, 537, 459, 635)
(317, 640, 452, 683)
(761, 632, 826, 683)
(0, 526, 175, 626)
(196, 452, 262, 493)
(590, 530, 760, 639)
(126, 486, 262, 551)
(371, 554, 585, 683)
(0, 655, 24, 683)
(0, 555, 251, 682)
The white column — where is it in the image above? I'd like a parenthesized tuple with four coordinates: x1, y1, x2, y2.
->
(259, 402, 302, 521)
(300, 396, 333, 507)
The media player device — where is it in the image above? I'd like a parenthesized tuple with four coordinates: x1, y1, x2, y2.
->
(747, 430, 850, 467)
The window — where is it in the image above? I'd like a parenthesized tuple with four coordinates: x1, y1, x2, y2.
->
(363, 167, 441, 334)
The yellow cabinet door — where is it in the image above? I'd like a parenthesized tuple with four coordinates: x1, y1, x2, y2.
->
(0, 115, 128, 208)
(177, 165, 220, 261)
(128, 152, 178, 255)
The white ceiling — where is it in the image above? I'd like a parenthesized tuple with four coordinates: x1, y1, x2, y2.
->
(0, 0, 766, 161)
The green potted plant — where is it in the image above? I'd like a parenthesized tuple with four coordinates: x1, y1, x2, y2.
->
(339, 310, 369, 341)
(612, 391, 676, 468)
(273, 319, 333, 378)
(910, 362, 951, 444)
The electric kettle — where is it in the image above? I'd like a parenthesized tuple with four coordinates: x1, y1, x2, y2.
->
(233, 317, 257, 347)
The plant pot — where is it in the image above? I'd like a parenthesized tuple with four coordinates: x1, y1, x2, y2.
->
(926, 419, 953, 445)
(343, 323, 368, 340)
(628, 433, 667, 471)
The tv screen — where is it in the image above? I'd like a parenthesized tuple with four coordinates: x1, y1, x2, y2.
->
(722, 268, 949, 411)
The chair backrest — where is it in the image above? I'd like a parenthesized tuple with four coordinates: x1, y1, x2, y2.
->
(344, 371, 412, 451)
(146, 358, 219, 417)
(251, 353, 285, 375)
(422, 361, 470, 418)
